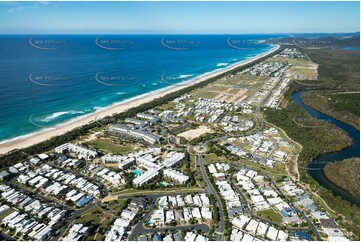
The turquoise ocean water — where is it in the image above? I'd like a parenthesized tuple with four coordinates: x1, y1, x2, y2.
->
(0, 34, 284, 142)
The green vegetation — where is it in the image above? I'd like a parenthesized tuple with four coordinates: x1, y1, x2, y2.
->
(268, 56, 317, 80)
(191, 90, 219, 99)
(295, 48, 360, 132)
(203, 144, 287, 181)
(256, 209, 283, 224)
(264, 85, 351, 164)
(294, 36, 360, 49)
(181, 153, 197, 186)
(324, 158, 360, 198)
(189, 132, 224, 146)
(207, 195, 219, 237)
(306, 175, 360, 241)
(268, 56, 310, 66)
(74, 206, 113, 240)
(264, 46, 360, 240)
(89, 138, 134, 155)
(265, 86, 360, 240)
(101, 199, 129, 212)
(326, 93, 360, 116)
(301, 91, 360, 129)
(202, 153, 226, 163)
(0, 208, 15, 221)
(73, 200, 128, 240)
(205, 162, 230, 240)
(205, 142, 230, 159)
(303, 48, 360, 90)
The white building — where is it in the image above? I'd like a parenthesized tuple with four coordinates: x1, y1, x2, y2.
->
(163, 152, 185, 167)
(104, 218, 129, 241)
(137, 112, 156, 120)
(63, 224, 89, 241)
(133, 168, 159, 187)
(163, 169, 189, 184)
(55, 143, 97, 159)
(108, 124, 160, 144)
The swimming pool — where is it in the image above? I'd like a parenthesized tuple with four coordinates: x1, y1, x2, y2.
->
(132, 169, 144, 177)
(145, 218, 152, 226)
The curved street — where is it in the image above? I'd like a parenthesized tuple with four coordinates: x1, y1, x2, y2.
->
(229, 168, 321, 240)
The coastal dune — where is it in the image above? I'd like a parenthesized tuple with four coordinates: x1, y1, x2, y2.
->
(0, 44, 280, 154)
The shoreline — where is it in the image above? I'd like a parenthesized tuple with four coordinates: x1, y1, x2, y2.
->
(292, 90, 360, 206)
(0, 44, 280, 154)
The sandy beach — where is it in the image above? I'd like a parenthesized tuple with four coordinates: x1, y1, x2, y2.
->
(0, 44, 279, 155)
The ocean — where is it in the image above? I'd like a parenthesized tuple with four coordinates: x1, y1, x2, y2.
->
(0, 34, 285, 142)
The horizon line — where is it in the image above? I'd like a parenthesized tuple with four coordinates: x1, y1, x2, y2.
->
(0, 31, 359, 35)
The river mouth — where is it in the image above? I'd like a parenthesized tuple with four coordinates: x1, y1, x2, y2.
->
(292, 91, 360, 206)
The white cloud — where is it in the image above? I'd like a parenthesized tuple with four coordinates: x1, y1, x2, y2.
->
(6, 2, 49, 13)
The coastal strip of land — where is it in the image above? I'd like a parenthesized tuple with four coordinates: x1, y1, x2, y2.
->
(0, 45, 280, 155)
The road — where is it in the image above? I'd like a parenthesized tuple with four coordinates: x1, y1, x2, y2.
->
(5, 165, 110, 241)
(128, 192, 210, 240)
(127, 196, 157, 240)
(0, 231, 15, 241)
(8, 180, 74, 212)
(52, 201, 100, 241)
(116, 190, 205, 200)
(196, 154, 224, 241)
(142, 224, 209, 233)
(49, 162, 109, 197)
(229, 172, 252, 217)
(2, 45, 323, 241)
(262, 170, 321, 239)
(229, 167, 321, 240)
(266, 136, 279, 160)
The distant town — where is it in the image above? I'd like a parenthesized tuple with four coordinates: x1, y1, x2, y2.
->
(0, 47, 354, 242)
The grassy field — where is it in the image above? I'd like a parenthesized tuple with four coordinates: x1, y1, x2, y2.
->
(287, 66, 317, 79)
(89, 138, 134, 155)
(267, 57, 310, 67)
(301, 91, 360, 130)
(228, 88, 242, 94)
(189, 73, 268, 102)
(267, 56, 317, 80)
(101, 199, 129, 211)
(0, 208, 15, 221)
(256, 209, 283, 224)
(73, 199, 128, 240)
(227, 74, 268, 86)
(74, 206, 114, 240)
(235, 158, 287, 181)
(202, 153, 227, 163)
(193, 91, 219, 99)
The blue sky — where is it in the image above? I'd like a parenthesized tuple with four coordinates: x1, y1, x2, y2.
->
(0, 1, 359, 34)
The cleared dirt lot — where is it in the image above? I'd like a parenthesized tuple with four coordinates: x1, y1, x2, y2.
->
(177, 125, 213, 140)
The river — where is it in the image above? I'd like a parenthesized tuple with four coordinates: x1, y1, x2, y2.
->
(292, 91, 360, 206)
